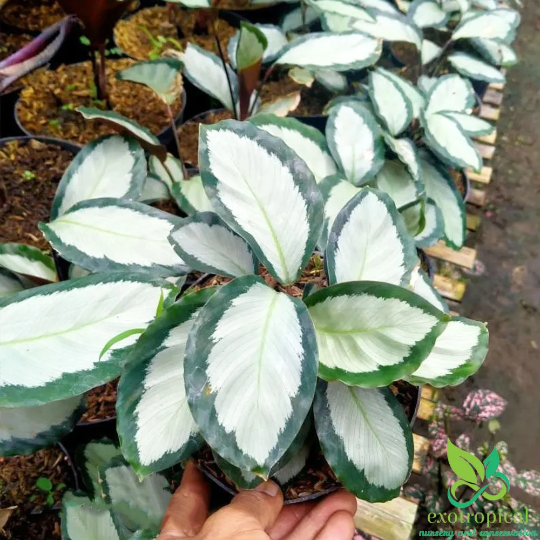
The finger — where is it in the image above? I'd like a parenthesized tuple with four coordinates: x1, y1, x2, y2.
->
(314, 510, 355, 540)
(204, 480, 284, 536)
(159, 461, 210, 539)
(285, 490, 357, 540)
(267, 501, 317, 540)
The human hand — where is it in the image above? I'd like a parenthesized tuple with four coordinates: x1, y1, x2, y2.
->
(158, 460, 357, 540)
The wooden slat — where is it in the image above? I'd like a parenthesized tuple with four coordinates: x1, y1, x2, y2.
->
(484, 88, 504, 106)
(489, 81, 505, 92)
(433, 274, 466, 302)
(474, 142, 496, 160)
(467, 188, 486, 207)
(474, 130, 497, 145)
(467, 213, 481, 231)
(421, 385, 440, 402)
(355, 497, 417, 540)
(479, 104, 500, 121)
(466, 166, 493, 185)
(413, 433, 430, 474)
(417, 398, 437, 422)
(424, 241, 477, 269)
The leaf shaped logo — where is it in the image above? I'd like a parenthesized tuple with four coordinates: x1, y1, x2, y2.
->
(447, 438, 485, 485)
(483, 448, 500, 479)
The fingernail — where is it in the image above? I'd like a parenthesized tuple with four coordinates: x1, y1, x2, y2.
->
(255, 480, 279, 497)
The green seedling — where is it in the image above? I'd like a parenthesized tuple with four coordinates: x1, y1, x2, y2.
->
(22, 170, 36, 181)
(30, 477, 66, 507)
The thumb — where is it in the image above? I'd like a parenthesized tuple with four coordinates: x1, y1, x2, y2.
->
(204, 480, 284, 537)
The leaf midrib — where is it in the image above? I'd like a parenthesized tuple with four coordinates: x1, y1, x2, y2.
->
(256, 293, 279, 399)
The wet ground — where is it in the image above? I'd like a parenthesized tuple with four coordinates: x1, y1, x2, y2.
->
(442, 0, 540, 473)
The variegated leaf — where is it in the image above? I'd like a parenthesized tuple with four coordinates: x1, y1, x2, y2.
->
(326, 102, 385, 186)
(400, 199, 426, 237)
(314, 69, 348, 92)
(149, 153, 185, 192)
(228, 24, 288, 67)
(326, 189, 418, 286)
(181, 43, 238, 111)
(0, 396, 84, 456)
(185, 276, 318, 476)
(41, 198, 186, 277)
(419, 156, 465, 249)
(375, 160, 423, 210)
(117, 289, 215, 476)
(441, 112, 494, 137)
(280, 5, 320, 32)
(408, 0, 448, 28)
(0, 273, 173, 407)
(0, 269, 24, 298)
(52, 135, 146, 220)
(411, 268, 448, 313)
(407, 317, 488, 387)
(424, 74, 475, 116)
(171, 175, 213, 216)
(307, 0, 374, 22)
(0, 243, 56, 283)
(376, 69, 425, 119)
(451, 10, 515, 42)
(318, 174, 361, 248)
(369, 68, 413, 136)
(169, 212, 257, 278)
(250, 114, 338, 183)
(199, 120, 323, 285)
(448, 52, 505, 83)
(305, 281, 448, 386)
(314, 382, 414, 501)
(140, 175, 170, 204)
(422, 39, 442, 65)
(415, 199, 445, 248)
(383, 134, 422, 182)
(275, 32, 382, 71)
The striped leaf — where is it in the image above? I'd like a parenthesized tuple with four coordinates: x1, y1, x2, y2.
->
(0, 243, 56, 283)
(326, 189, 417, 286)
(377, 69, 425, 119)
(320, 12, 356, 32)
(181, 43, 237, 111)
(415, 199, 445, 248)
(400, 199, 426, 237)
(383, 134, 422, 183)
(448, 52, 506, 83)
(407, 316, 488, 387)
(314, 382, 414, 502)
(0, 268, 24, 298)
(149, 153, 185, 192)
(351, 9, 422, 49)
(61, 493, 126, 540)
(0, 396, 84, 456)
(408, 0, 448, 28)
(451, 10, 515, 42)
(77, 107, 166, 159)
(326, 102, 385, 186)
(419, 155, 466, 249)
(171, 175, 213, 216)
(117, 289, 215, 476)
(424, 74, 475, 116)
(422, 112, 482, 171)
(0, 273, 173, 407)
(275, 32, 382, 72)
(375, 160, 423, 210)
(52, 135, 146, 220)
(422, 39, 443, 65)
(280, 5, 319, 32)
(77, 439, 122, 501)
(117, 58, 184, 105)
(199, 120, 323, 285)
(369, 68, 413, 136)
(169, 212, 257, 278)
(249, 114, 338, 183)
(305, 281, 448, 386)
(185, 275, 318, 476)
(41, 198, 186, 277)
(412, 268, 448, 313)
(140, 175, 170, 204)
(228, 24, 288, 68)
(472, 38, 517, 67)
(318, 174, 361, 248)
(442, 112, 494, 137)
(101, 458, 171, 532)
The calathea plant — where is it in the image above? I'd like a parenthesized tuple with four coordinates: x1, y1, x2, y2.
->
(180, 25, 382, 119)
(107, 119, 488, 502)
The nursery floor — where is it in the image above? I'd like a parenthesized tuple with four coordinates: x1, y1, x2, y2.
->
(441, 0, 540, 475)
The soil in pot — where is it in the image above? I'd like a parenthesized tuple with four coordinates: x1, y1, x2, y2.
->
(114, 6, 237, 62)
(79, 379, 118, 424)
(16, 58, 184, 145)
(449, 168, 468, 199)
(0, 446, 74, 539)
(0, 138, 75, 249)
(0, 31, 33, 61)
(0, 0, 64, 32)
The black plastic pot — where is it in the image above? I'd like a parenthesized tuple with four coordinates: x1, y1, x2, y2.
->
(199, 383, 421, 505)
(293, 114, 328, 132)
(417, 248, 435, 279)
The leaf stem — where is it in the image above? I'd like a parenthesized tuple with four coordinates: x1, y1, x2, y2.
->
(429, 40, 453, 78)
(167, 102, 182, 159)
(248, 64, 274, 118)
